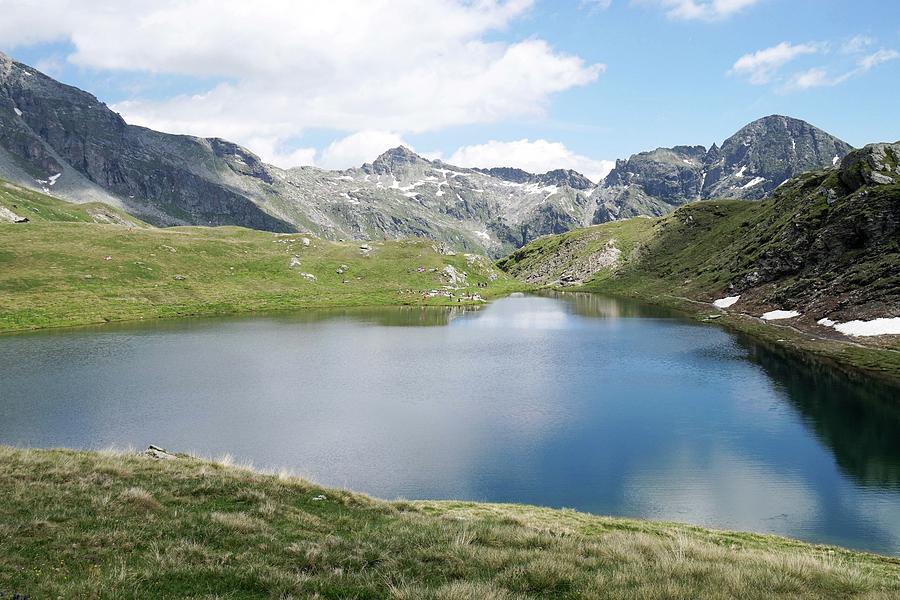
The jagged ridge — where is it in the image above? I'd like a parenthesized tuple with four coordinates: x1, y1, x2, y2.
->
(0, 53, 857, 257)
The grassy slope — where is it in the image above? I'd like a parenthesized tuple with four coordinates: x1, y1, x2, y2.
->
(2, 447, 898, 600)
(0, 179, 147, 226)
(495, 217, 658, 285)
(498, 188, 900, 381)
(0, 181, 524, 332)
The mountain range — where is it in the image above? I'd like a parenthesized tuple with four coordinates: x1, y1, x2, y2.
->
(0, 52, 853, 257)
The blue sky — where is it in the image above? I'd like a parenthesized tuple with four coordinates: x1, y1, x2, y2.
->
(2, 0, 898, 180)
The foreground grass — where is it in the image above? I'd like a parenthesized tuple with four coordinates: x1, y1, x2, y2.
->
(0, 182, 524, 332)
(2, 447, 898, 599)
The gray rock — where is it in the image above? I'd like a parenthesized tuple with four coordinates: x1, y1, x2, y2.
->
(144, 445, 177, 460)
(838, 142, 900, 189)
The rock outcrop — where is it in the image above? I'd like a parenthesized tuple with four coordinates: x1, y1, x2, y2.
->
(728, 142, 900, 321)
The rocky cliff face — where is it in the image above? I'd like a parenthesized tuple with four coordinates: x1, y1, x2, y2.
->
(0, 53, 295, 231)
(0, 53, 859, 257)
(595, 145, 708, 220)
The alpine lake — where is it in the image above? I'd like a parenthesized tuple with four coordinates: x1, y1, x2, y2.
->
(3, 293, 898, 555)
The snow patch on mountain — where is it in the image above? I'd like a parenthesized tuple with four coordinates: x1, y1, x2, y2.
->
(713, 296, 740, 308)
(742, 176, 765, 189)
(761, 310, 801, 320)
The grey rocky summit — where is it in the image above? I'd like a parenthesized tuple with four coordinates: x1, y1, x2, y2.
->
(0, 53, 856, 257)
(594, 116, 854, 221)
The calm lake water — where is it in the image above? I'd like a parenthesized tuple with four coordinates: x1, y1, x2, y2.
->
(2, 293, 899, 555)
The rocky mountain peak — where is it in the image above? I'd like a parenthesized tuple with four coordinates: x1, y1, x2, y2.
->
(538, 169, 594, 190)
(379, 145, 422, 162)
(723, 115, 843, 154)
(475, 167, 533, 184)
(593, 115, 855, 222)
(477, 166, 594, 189)
(703, 114, 854, 200)
(365, 146, 431, 176)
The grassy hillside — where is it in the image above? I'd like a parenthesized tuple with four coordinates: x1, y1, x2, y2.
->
(498, 146, 900, 380)
(2, 446, 898, 599)
(0, 181, 523, 332)
(0, 179, 146, 226)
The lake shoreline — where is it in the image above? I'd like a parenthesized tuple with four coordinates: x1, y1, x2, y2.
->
(3, 445, 898, 598)
(5, 277, 898, 388)
(0, 293, 506, 337)
(550, 285, 900, 387)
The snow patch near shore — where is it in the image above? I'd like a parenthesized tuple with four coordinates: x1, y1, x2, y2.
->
(713, 296, 740, 308)
(761, 310, 800, 320)
(833, 318, 900, 337)
(815, 316, 900, 336)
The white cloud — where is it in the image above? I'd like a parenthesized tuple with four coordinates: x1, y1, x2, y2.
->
(782, 48, 899, 92)
(857, 48, 899, 71)
(319, 131, 410, 170)
(247, 139, 317, 170)
(732, 34, 898, 93)
(841, 35, 873, 55)
(782, 67, 836, 91)
(0, 1, 603, 169)
(729, 42, 822, 85)
(448, 139, 615, 182)
(580, 0, 613, 11)
(636, 0, 762, 21)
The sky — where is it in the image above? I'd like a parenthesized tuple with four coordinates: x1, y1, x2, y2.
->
(1, 0, 898, 181)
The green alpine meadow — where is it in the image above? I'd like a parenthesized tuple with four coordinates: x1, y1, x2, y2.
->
(0, 181, 523, 333)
